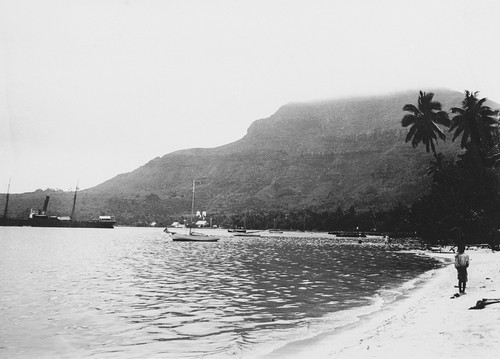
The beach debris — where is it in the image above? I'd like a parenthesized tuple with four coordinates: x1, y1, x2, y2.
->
(469, 298, 500, 310)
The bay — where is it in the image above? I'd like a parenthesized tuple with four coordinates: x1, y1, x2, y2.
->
(0, 227, 441, 358)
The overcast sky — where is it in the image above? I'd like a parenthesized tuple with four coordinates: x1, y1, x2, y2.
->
(1, 0, 500, 193)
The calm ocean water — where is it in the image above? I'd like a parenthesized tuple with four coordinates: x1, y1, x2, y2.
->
(0, 227, 441, 358)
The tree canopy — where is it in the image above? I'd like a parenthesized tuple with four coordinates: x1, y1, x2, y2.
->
(401, 91, 450, 158)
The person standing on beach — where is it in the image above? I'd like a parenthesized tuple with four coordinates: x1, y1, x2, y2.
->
(454, 246, 469, 294)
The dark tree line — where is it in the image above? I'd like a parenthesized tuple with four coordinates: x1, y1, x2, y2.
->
(176, 205, 412, 233)
(402, 90, 500, 246)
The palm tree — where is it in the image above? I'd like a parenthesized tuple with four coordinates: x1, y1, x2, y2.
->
(449, 91, 500, 238)
(401, 91, 450, 159)
(449, 90, 499, 158)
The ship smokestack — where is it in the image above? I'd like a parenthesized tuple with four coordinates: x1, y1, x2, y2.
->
(42, 196, 50, 214)
(3, 192, 8, 219)
(70, 183, 78, 221)
(3, 178, 11, 219)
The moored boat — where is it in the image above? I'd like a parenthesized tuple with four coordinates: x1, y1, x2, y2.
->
(167, 179, 219, 242)
(233, 233, 261, 237)
(172, 232, 219, 242)
(27, 191, 116, 228)
(228, 228, 246, 233)
(1, 181, 115, 228)
(28, 211, 116, 229)
(328, 231, 367, 238)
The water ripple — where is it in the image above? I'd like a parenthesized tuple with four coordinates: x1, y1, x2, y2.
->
(0, 227, 440, 358)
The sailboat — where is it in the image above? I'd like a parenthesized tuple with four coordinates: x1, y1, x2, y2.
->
(171, 180, 219, 242)
(232, 210, 262, 237)
(268, 218, 283, 233)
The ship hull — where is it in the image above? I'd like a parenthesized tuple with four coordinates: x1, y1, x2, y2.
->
(0, 218, 115, 228)
(28, 219, 115, 228)
(172, 233, 219, 242)
(0, 218, 25, 227)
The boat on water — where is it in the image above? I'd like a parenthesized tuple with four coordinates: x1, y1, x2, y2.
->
(328, 231, 366, 238)
(1, 182, 116, 229)
(268, 218, 283, 233)
(169, 179, 219, 242)
(172, 232, 219, 242)
(28, 207, 116, 229)
(228, 228, 246, 233)
(229, 210, 251, 233)
(233, 233, 261, 237)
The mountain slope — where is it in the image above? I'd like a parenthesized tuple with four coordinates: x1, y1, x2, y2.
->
(91, 89, 481, 211)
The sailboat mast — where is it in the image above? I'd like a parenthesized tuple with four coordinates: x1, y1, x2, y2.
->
(189, 179, 195, 235)
(3, 178, 11, 219)
(70, 182, 78, 221)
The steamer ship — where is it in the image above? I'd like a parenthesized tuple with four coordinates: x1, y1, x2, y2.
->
(1, 182, 115, 229)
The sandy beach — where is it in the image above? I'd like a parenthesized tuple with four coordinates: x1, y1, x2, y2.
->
(265, 247, 500, 358)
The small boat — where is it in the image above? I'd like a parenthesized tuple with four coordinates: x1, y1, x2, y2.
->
(268, 218, 283, 233)
(328, 231, 366, 238)
(228, 228, 246, 233)
(172, 232, 219, 242)
(169, 179, 219, 242)
(233, 233, 261, 237)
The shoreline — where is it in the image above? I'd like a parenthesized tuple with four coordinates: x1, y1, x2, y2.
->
(261, 247, 500, 358)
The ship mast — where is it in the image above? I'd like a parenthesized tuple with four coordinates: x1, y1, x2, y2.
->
(3, 178, 10, 219)
(189, 179, 195, 235)
(70, 181, 78, 221)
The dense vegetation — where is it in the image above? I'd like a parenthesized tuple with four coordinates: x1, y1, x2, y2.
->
(402, 91, 500, 246)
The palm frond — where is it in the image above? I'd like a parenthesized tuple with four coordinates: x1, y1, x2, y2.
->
(460, 132, 470, 149)
(422, 92, 435, 102)
(430, 140, 436, 154)
(449, 115, 464, 132)
(403, 104, 419, 114)
(405, 125, 418, 143)
(412, 131, 423, 148)
(435, 111, 450, 126)
(479, 108, 496, 117)
(425, 141, 431, 153)
(450, 107, 464, 114)
(401, 114, 416, 127)
(429, 102, 443, 111)
(452, 126, 464, 141)
(476, 97, 487, 108)
(432, 123, 446, 141)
